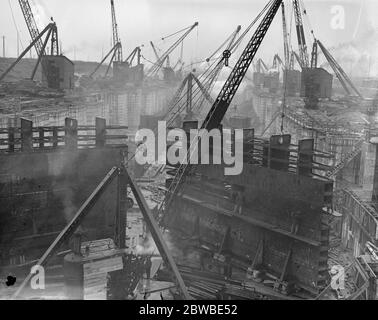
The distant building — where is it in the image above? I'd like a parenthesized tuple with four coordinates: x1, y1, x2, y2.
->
(113, 61, 144, 83)
(284, 70, 301, 96)
(301, 68, 333, 99)
(41, 55, 74, 90)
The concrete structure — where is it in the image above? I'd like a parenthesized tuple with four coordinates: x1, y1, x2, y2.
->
(113, 62, 144, 83)
(253, 72, 280, 93)
(41, 55, 74, 90)
(165, 130, 333, 295)
(0, 118, 128, 265)
(301, 68, 333, 99)
(284, 70, 301, 96)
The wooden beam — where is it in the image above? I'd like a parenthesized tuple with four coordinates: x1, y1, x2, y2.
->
(218, 226, 230, 254)
(280, 248, 292, 282)
(251, 239, 264, 270)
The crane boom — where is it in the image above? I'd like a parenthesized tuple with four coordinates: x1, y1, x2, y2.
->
(147, 22, 199, 77)
(158, 0, 283, 221)
(194, 25, 242, 115)
(110, 0, 122, 62)
(206, 25, 241, 62)
(281, 3, 290, 69)
(150, 41, 161, 62)
(273, 54, 284, 71)
(310, 40, 318, 68)
(204, 0, 282, 129)
(317, 40, 363, 98)
(293, 0, 309, 67)
(18, 0, 45, 56)
(256, 58, 268, 73)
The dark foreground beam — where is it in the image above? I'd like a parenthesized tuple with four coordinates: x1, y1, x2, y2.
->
(125, 167, 191, 300)
(11, 167, 119, 299)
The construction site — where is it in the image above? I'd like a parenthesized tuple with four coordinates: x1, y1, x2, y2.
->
(0, 0, 377, 301)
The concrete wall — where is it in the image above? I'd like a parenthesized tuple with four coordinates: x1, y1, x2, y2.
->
(167, 163, 332, 292)
(301, 68, 333, 99)
(42, 55, 74, 90)
(0, 146, 125, 263)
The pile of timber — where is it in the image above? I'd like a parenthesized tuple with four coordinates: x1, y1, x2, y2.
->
(177, 266, 266, 300)
(81, 239, 124, 300)
(327, 237, 357, 297)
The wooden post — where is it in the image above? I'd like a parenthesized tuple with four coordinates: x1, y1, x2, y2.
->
(298, 139, 314, 176)
(52, 127, 58, 148)
(65, 118, 78, 149)
(8, 127, 15, 153)
(39, 127, 45, 149)
(115, 167, 128, 249)
(95, 117, 106, 148)
(21, 118, 33, 152)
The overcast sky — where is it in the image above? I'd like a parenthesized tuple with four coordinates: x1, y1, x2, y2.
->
(0, 0, 377, 67)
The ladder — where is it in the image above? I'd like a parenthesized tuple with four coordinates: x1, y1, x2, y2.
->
(326, 139, 364, 178)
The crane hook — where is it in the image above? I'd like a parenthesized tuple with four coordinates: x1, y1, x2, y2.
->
(223, 50, 231, 67)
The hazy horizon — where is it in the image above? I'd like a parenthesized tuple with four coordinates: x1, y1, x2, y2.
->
(1, 0, 378, 76)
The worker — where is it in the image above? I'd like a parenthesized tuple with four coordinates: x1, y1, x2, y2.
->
(143, 255, 152, 297)
(145, 255, 152, 280)
(233, 188, 245, 215)
(224, 255, 233, 279)
(290, 210, 301, 234)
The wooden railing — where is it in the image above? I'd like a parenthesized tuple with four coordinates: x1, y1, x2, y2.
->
(0, 117, 128, 153)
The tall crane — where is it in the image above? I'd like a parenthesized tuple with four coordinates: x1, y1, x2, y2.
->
(2, 1, 60, 82)
(289, 50, 303, 70)
(272, 54, 285, 71)
(0, 22, 58, 82)
(150, 41, 161, 62)
(293, 0, 309, 68)
(110, 0, 122, 62)
(150, 41, 170, 68)
(18, 0, 45, 57)
(281, 2, 290, 69)
(317, 40, 363, 98)
(310, 40, 318, 69)
(147, 22, 199, 77)
(90, 0, 123, 78)
(193, 25, 242, 116)
(255, 58, 268, 73)
(157, 0, 283, 222)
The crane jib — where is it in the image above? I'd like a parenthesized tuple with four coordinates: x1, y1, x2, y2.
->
(202, 0, 283, 131)
(158, 0, 284, 220)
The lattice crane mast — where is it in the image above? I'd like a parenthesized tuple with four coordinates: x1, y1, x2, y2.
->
(310, 40, 318, 69)
(89, 0, 124, 78)
(293, 0, 309, 68)
(157, 0, 283, 222)
(281, 2, 290, 69)
(18, 0, 45, 56)
(111, 0, 122, 62)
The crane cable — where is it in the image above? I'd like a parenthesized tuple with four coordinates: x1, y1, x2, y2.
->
(300, 0, 316, 41)
(125, 1, 274, 167)
(161, 25, 193, 41)
(8, 0, 25, 53)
